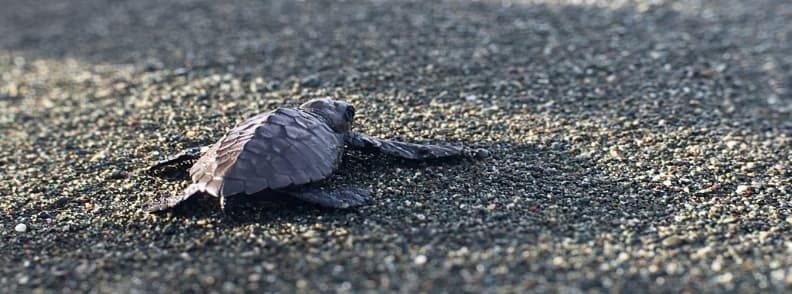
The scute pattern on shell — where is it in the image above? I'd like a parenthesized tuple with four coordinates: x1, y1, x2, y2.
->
(187, 107, 344, 198)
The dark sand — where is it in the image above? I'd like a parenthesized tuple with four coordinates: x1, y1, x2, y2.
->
(1, 0, 791, 292)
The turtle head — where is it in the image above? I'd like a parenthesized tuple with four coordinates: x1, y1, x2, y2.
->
(299, 98, 355, 133)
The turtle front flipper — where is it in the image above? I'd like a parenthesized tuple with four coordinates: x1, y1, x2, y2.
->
(345, 132, 467, 160)
(145, 184, 203, 212)
(282, 186, 372, 208)
(148, 145, 211, 172)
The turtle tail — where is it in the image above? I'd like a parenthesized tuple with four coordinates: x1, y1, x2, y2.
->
(144, 184, 203, 212)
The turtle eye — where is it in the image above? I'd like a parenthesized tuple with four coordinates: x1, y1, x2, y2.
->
(344, 105, 355, 120)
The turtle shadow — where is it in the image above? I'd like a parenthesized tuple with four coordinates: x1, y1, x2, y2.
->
(161, 192, 368, 225)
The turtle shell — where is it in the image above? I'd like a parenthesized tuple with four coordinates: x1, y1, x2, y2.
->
(188, 107, 344, 197)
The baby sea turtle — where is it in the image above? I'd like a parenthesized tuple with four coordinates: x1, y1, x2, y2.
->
(146, 98, 487, 212)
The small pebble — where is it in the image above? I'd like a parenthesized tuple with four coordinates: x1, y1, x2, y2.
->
(735, 185, 752, 195)
(300, 75, 321, 88)
(15, 224, 27, 233)
(414, 255, 428, 266)
(662, 236, 682, 247)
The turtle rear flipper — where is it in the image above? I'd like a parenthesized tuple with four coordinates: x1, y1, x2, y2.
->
(283, 186, 372, 208)
(145, 184, 203, 212)
(148, 145, 210, 172)
(345, 132, 465, 160)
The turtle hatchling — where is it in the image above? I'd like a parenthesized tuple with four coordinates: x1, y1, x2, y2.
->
(146, 98, 487, 212)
